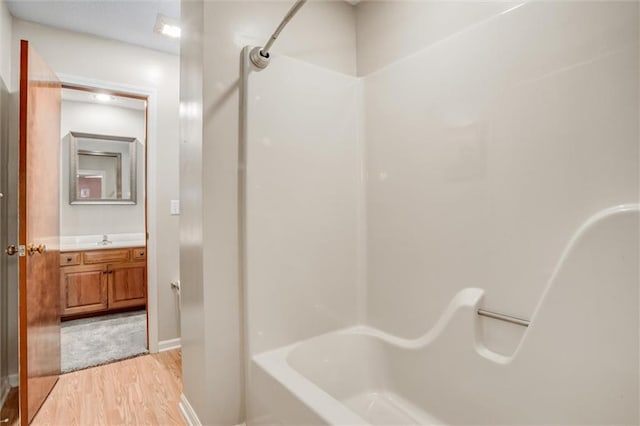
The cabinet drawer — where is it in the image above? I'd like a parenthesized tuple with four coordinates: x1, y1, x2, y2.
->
(132, 247, 146, 260)
(83, 249, 130, 265)
(60, 252, 81, 266)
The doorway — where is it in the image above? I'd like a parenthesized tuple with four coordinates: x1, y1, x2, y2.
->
(58, 85, 149, 373)
(3, 40, 163, 426)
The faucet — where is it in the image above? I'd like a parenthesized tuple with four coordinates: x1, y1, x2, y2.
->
(99, 234, 112, 245)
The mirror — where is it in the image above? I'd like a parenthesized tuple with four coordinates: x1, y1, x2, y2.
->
(69, 132, 137, 204)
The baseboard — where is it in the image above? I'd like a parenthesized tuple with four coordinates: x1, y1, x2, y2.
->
(179, 393, 202, 426)
(158, 337, 181, 352)
(8, 374, 17, 388)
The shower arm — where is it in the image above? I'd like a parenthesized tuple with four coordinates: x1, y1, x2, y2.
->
(262, 0, 307, 56)
(250, 0, 308, 70)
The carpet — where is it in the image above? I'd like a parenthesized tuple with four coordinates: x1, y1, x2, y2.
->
(61, 310, 148, 373)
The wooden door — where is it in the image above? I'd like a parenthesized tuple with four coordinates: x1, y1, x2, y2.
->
(60, 265, 108, 317)
(18, 40, 61, 425)
(108, 263, 147, 309)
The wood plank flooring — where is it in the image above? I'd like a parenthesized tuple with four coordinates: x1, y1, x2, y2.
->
(31, 350, 184, 426)
(1, 387, 20, 426)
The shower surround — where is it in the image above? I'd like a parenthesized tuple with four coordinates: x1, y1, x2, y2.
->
(240, 1, 638, 425)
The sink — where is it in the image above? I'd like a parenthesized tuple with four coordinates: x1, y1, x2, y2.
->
(60, 233, 146, 251)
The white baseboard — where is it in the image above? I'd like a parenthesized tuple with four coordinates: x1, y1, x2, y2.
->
(8, 374, 17, 388)
(179, 393, 202, 426)
(158, 337, 181, 352)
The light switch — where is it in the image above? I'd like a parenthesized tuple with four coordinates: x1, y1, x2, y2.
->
(170, 200, 180, 215)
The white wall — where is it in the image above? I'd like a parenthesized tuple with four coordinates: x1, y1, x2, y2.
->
(0, 4, 11, 396)
(179, 0, 357, 424)
(355, 1, 514, 76)
(13, 19, 181, 343)
(0, 0, 11, 86)
(60, 100, 146, 236)
(0, 0, 17, 386)
(245, 53, 363, 425)
(184, 1, 638, 424)
(246, 55, 362, 355)
(360, 1, 639, 354)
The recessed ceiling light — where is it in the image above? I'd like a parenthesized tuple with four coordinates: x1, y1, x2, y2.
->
(94, 93, 115, 102)
(155, 14, 181, 39)
(161, 24, 181, 38)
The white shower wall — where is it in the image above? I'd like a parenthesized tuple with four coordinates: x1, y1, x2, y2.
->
(246, 0, 638, 355)
(244, 1, 638, 423)
(362, 1, 639, 353)
(246, 55, 363, 355)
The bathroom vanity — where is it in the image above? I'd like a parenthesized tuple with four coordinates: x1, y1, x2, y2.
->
(58, 129, 147, 320)
(59, 246, 147, 319)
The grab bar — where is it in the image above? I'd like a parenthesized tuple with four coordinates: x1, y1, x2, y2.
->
(477, 309, 530, 327)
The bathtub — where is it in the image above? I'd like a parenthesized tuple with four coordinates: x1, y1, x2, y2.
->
(253, 326, 447, 425)
(249, 205, 639, 426)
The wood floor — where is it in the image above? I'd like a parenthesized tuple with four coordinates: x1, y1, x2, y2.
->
(1, 387, 20, 426)
(31, 350, 184, 426)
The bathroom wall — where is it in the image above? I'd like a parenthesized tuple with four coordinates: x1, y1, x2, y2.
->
(244, 53, 363, 425)
(179, 0, 357, 424)
(60, 100, 146, 236)
(184, 0, 638, 423)
(245, 55, 362, 355)
(0, 56, 10, 404)
(0, 0, 17, 386)
(355, 1, 514, 76)
(13, 20, 182, 343)
(0, 0, 11, 85)
(359, 1, 639, 353)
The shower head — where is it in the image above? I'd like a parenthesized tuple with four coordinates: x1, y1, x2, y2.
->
(250, 47, 271, 70)
(249, 0, 307, 71)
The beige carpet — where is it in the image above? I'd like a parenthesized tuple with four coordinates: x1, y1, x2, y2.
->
(61, 310, 148, 373)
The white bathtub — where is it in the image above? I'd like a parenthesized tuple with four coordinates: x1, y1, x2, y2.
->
(250, 205, 639, 426)
(254, 326, 447, 425)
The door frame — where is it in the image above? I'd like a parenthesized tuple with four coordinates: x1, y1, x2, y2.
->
(57, 73, 160, 353)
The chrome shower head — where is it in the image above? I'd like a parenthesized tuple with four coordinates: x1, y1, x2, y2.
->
(250, 47, 270, 70)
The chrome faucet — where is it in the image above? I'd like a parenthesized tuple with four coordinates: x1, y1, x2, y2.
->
(98, 234, 112, 246)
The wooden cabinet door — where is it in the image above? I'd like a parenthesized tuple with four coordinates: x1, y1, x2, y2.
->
(108, 263, 146, 309)
(60, 266, 108, 317)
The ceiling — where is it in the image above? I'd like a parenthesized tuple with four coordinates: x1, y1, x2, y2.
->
(7, 0, 181, 55)
(6, 0, 362, 56)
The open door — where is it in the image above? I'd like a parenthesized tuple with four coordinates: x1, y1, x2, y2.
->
(18, 40, 61, 425)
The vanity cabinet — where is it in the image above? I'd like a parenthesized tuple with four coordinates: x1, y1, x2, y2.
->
(60, 247, 147, 318)
(108, 263, 146, 309)
(59, 265, 108, 317)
